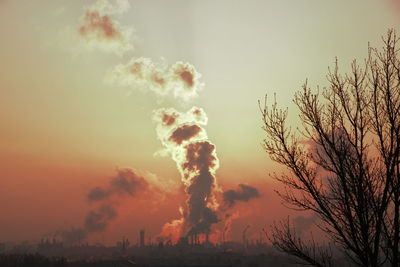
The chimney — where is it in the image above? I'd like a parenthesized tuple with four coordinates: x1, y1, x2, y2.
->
(140, 229, 145, 248)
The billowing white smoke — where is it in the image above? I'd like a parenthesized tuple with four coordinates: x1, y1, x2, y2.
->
(107, 58, 203, 101)
(153, 107, 220, 240)
(78, 0, 133, 55)
(73, 0, 261, 245)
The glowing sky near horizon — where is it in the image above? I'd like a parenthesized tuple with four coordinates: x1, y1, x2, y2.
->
(0, 0, 399, 245)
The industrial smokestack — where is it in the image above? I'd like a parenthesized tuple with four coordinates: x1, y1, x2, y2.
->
(140, 229, 145, 248)
(242, 225, 251, 249)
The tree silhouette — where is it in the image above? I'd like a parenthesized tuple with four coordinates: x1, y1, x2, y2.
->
(260, 30, 400, 267)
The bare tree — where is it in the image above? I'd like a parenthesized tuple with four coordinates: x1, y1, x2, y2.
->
(260, 30, 400, 267)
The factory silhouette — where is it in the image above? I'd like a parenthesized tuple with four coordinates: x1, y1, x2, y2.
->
(0, 227, 300, 266)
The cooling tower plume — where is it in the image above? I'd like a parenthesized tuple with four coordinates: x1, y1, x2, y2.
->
(107, 58, 203, 101)
(154, 107, 220, 241)
(78, 0, 133, 55)
(223, 184, 260, 208)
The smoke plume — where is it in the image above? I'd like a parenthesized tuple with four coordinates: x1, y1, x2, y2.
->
(158, 216, 184, 244)
(84, 204, 117, 232)
(59, 168, 152, 245)
(154, 107, 220, 240)
(88, 168, 148, 201)
(58, 205, 117, 245)
(107, 58, 203, 101)
(222, 212, 239, 242)
(223, 184, 260, 208)
(78, 0, 133, 55)
(70, 1, 261, 245)
(168, 125, 202, 145)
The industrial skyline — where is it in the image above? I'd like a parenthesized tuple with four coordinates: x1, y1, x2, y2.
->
(1, 1, 400, 264)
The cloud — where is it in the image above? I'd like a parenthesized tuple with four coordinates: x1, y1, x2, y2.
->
(223, 184, 260, 208)
(107, 58, 203, 101)
(78, 0, 133, 55)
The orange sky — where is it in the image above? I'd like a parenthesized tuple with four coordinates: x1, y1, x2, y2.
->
(0, 0, 399, 245)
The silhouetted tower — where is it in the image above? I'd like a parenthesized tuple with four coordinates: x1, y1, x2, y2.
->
(140, 229, 145, 247)
(242, 225, 250, 249)
(121, 236, 129, 252)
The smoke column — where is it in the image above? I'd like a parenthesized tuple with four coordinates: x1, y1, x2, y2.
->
(153, 107, 220, 243)
(72, 0, 261, 245)
(59, 168, 150, 245)
(222, 212, 239, 243)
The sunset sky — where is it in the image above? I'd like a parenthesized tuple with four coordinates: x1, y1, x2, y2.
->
(1, 0, 399, 245)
